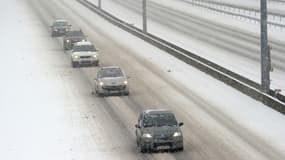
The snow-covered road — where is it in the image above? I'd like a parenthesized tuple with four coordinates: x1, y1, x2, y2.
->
(0, 0, 285, 160)
(88, 0, 285, 94)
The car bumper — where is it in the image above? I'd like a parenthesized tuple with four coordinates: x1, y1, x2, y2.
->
(64, 42, 73, 49)
(141, 138, 183, 150)
(52, 30, 67, 35)
(64, 40, 82, 49)
(72, 58, 99, 65)
(97, 85, 129, 95)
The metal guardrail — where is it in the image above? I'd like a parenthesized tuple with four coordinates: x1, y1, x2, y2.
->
(76, 0, 285, 114)
(183, 0, 285, 29)
(270, 0, 285, 4)
(188, 0, 285, 16)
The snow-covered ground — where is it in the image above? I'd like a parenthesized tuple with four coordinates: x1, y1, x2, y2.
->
(184, 0, 285, 14)
(88, 0, 285, 94)
(0, 0, 285, 159)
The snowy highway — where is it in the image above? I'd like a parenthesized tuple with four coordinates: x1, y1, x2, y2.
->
(89, 0, 285, 93)
(1, 0, 285, 160)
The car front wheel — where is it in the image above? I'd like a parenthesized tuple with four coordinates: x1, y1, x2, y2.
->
(93, 61, 99, 66)
(51, 32, 55, 37)
(139, 143, 147, 153)
(71, 61, 78, 68)
(124, 91, 129, 96)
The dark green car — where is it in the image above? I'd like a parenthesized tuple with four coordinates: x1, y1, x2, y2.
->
(63, 30, 86, 50)
(50, 19, 71, 37)
(135, 109, 184, 153)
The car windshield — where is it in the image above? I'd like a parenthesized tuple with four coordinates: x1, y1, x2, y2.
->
(143, 113, 177, 127)
(73, 45, 96, 52)
(99, 68, 123, 78)
(54, 21, 68, 26)
(66, 31, 84, 37)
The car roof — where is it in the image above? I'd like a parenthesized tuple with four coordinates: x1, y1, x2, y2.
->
(68, 30, 83, 33)
(74, 41, 93, 46)
(54, 19, 68, 22)
(143, 109, 173, 115)
(100, 66, 121, 70)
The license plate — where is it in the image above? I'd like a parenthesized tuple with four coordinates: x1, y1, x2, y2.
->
(157, 146, 170, 150)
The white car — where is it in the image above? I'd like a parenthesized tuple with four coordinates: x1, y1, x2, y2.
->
(71, 41, 99, 67)
(92, 66, 130, 96)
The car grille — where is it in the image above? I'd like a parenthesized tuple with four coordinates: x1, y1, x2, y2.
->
(80, 56, 91, 58)
(154, 134, 172, 141)
(154, 142, 172, 147)
(80, 61, 92, 64)
(70, 39, 83, 43)
(69, 38, 83, 43)
(102, 85, 126, 91)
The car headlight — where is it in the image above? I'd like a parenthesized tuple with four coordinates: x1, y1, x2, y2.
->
(66, 40, 70, 43)
(54, 29, 58, 31)
(124, 80, 128, 85)
(173, 132, 182, 137)
(92, 55, 97, 58)
(65, 28, 69, 31)
(99, 81, 104, 86)
(142, 133, 152, 138)
(73, 55, 79, 59)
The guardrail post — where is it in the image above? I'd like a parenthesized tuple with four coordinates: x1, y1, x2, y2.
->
(142, 0, 147, 33)
(261, 0, 271, 93)
(98, 0, 101, 9)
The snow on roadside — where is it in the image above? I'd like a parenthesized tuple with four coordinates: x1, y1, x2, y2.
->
(0, 1, 82, 160)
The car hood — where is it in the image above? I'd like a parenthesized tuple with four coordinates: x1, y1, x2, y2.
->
(99, 77, 127, 86)
(72, 51, 98, 56)
(144, 125, 181, 137)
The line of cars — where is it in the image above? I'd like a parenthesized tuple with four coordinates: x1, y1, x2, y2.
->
(50, 19, 129, 96)
(50, 19, 184, 153)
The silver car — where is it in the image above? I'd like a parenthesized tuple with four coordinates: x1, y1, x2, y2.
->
(135, 109, 184, 153)
(92, 66, 130, 96)
(71, 41, 99, 67)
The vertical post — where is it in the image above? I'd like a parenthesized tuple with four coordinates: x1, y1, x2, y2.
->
(142, 0, 147, 32)
(260, 0, 270, 93)
(98, 0, 102, 9)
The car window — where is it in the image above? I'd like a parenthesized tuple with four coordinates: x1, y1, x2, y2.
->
(143, 113, 177, 127)
(99, 68, 123, 78)
(138, 113, 143, 126)
(54, 21, 68, 26)
(66, 31, 84, 37)
(73, 45, 96, 52)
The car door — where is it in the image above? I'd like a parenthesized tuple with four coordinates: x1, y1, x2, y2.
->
(94, 71, 101, 91)
(136, 113, 143, 140)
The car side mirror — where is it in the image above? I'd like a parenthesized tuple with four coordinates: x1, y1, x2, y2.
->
(135, 124, 140, 128)
(178, 122, 184, 127)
